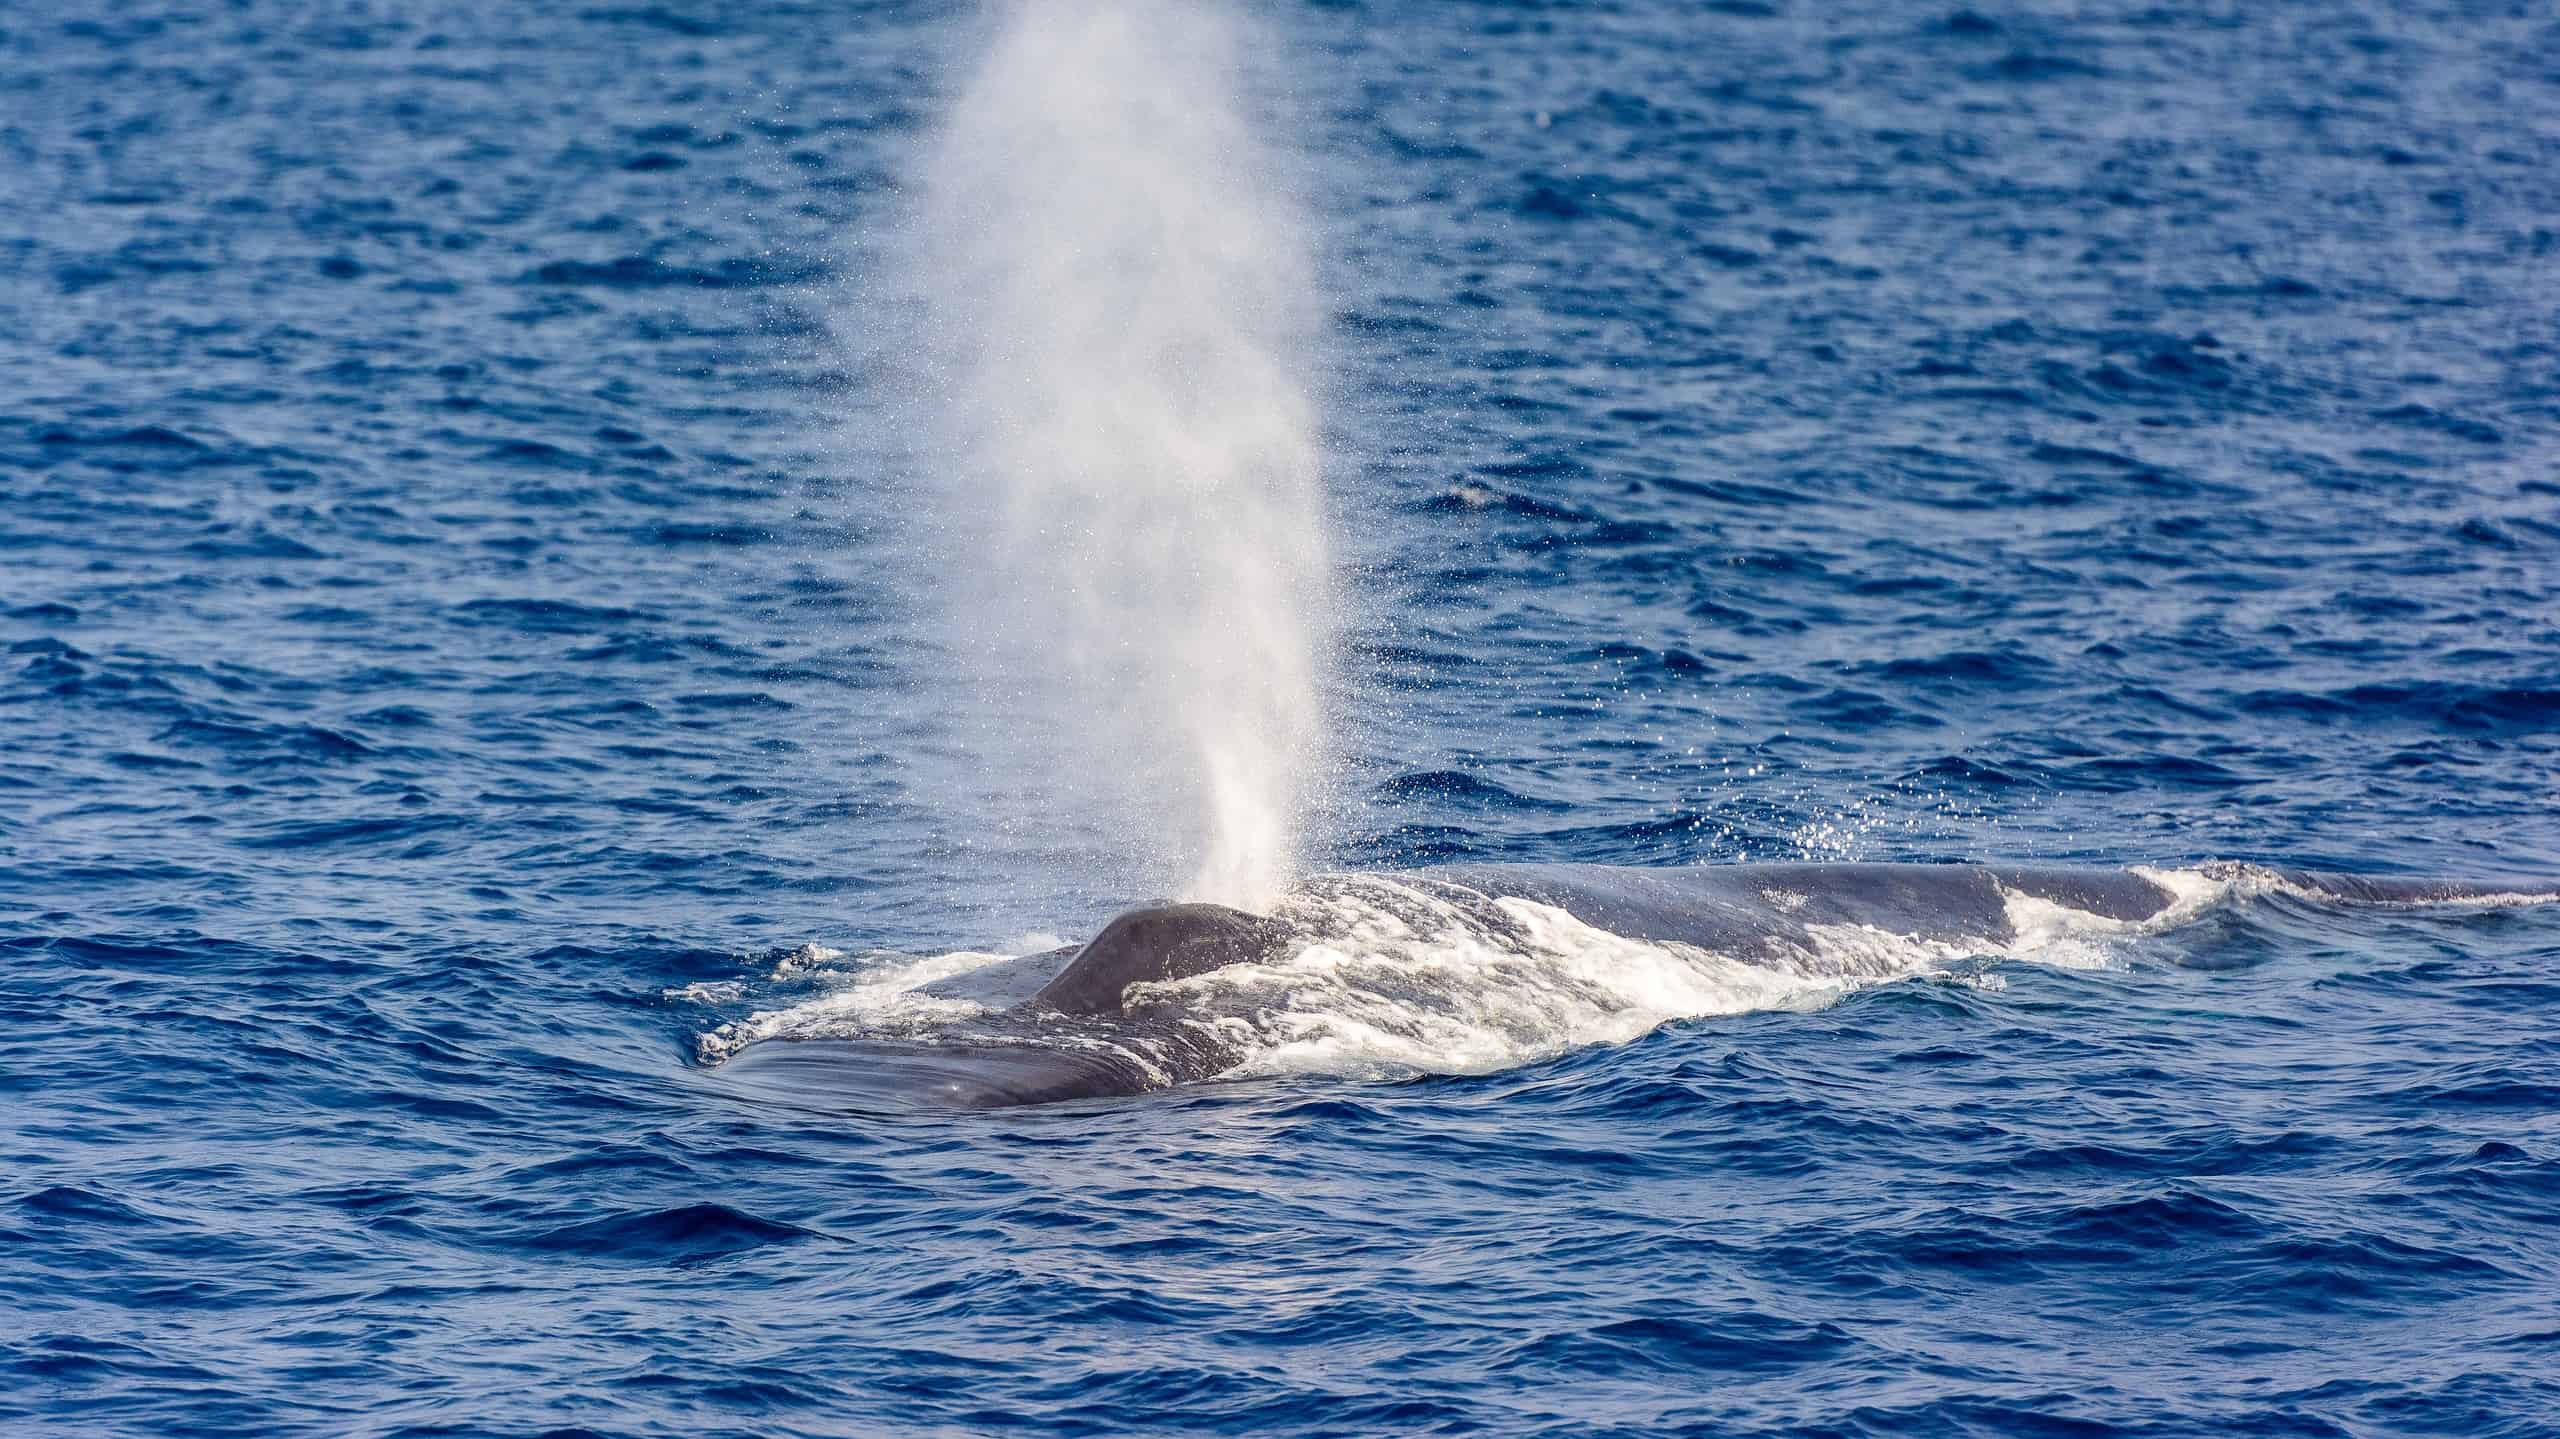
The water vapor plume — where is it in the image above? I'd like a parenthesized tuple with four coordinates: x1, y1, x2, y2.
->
(899, 0, 1335, 911)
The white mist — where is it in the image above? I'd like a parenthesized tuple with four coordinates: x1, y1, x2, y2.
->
(899, 0, 1334, 910)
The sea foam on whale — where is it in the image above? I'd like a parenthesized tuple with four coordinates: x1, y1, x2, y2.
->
(682, 864, 2452, 1087)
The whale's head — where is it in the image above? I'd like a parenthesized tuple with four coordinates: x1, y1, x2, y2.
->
(1031, 901, 1290, 1017)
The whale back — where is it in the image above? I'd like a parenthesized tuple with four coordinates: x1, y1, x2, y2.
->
(714, 861, 2555, 1110)
(711, 1037, 1150, 1109)
(1425, 861, 2178, 955)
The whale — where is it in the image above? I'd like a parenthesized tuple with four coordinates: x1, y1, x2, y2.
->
(705, 861, 2554, 1111)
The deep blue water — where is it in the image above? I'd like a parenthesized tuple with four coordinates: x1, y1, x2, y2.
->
(6, 1, 2560, 1435)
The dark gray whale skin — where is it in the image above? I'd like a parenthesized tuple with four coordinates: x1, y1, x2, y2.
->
(1030, 902, 1292, 1015)
(707, 862, 2546, 1110)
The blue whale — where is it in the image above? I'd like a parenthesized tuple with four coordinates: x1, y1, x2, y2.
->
(706, 862, 2550, 1110)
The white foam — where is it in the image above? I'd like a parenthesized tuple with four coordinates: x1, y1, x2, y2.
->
(664, 980, 746, 1006)
(692, 946, 1016, 1064)
(1112, 876, 2062, 1084)
(2134, 862, 2560, 914)
(2405, 888, 2560, 909)
(768, 943, 850, 979)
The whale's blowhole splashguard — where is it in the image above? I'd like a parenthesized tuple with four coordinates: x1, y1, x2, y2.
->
(1032, 902, 1291, 1017)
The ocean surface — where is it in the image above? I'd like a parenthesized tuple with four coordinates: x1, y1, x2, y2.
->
(5, 1, 2559, 1435)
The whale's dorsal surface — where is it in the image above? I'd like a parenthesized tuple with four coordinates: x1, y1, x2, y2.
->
(1416, 861, 2190, 960)
(714, 861, 2556, 1110)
